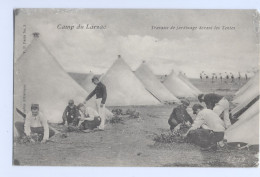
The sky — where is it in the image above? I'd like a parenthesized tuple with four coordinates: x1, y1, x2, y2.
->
(14, 9, 259, 78)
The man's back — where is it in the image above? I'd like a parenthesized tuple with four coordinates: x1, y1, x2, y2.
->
(195, 109, 225, 132)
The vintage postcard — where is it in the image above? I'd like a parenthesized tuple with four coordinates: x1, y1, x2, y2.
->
(13, 9, 259, 167)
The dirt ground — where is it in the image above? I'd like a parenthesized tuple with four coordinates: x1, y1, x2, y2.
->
(13, 78, 259, 167)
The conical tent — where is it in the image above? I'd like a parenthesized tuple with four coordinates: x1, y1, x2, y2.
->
(232, 82, 259, 104)
(231, 95, 259, 119)
(230, 100, 259, 130)
(178, 73, 202, 95)
(225, 114, 259, 145)
(235, 71, 259, 97)
(163, 70, 197, 98)
(135, 62, 180, 103)
(80, 72, 96, 93)
(101, 56, 160, 106)
(14, 35, 112, 126)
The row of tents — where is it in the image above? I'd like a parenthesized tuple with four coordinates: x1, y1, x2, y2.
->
(78, 56, 202, 106)
(14, 35, 259, 147)
(225, 71, 259, 146)
(14, 35, 201, 125)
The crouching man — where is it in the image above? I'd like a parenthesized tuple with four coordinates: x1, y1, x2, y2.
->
(16, 104, 55, 143)
(183, 104, 225, 151)
(60, 99, 80, 126)
(198, 93, 231, 129)
(77, 103, 102, 132)
(168, 99, 193, 134)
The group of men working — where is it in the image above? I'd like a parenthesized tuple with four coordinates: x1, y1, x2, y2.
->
(16, 74, 232, 151)
(15, 76, 107, 143)
(168, 93, 231, 151)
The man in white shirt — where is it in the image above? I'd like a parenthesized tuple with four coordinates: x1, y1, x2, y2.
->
(198, 93, 231, 129)
(23, 104, 54, 143)
(77, 103, 101, 132)
(183, 104, 225, 151)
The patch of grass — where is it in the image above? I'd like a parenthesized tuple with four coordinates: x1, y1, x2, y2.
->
(153, 132, 185, 144)
(111, 108, 123, 115)
(205, 161, 236, 167)
(107, 115, 124, 124)
(16, 133, 43, 144)
(111, 108, 140, 119)
(126, 109, 140, 119)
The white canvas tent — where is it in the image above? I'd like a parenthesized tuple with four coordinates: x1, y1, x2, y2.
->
(178, 73, 202, 95)
(231, 100, 259, 128)
(135, 62, 180, 103)
(226, 89, 259, 145)
(101, 56, 160, 106)
(14, 34, 112, 127)
(80, 71, 96, 93)
(163, 70, 197, 98)
(231, 71, 259, 116)
(232, 81, 259, 105)
(225, 114, 259, 145)
(225, 103, 259, 145)
(235, 71, 259, 98)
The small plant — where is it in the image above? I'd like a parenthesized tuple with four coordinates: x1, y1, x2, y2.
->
(112, 108, 123, 115)
(108, 115, 124, 124)
(153, 133, 183, 144)
(126, 109, 140, 119)
(17, 133, 43, 144)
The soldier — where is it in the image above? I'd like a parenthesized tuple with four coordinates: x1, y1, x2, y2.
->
(230, 73, 234, 82)
(15, 104, 55, 143)
(60, 99, 80, 126)
(77, 103, 101, 132)
(85, 76, 107, 130)
(183, 104, 225, 151)
(168, 99, 193, 133)
(198, 93, 231, 129)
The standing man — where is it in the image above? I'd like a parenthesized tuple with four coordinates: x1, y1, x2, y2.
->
(230, 73, 234, 83)
(183, 104, 225, 151)
(85, 76, 107, 130)
(198, 93, 231, 129)
(238, 72, 241, 82)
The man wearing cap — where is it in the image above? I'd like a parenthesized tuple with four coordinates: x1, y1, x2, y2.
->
(183, 104, 225, 151)
(85, 76, 107, 130)
(77, 103, 101, 132)
(198, 93, 231, 129)
(23, 104, 55, 143)
(168, 99, 193, 133)
(60, 99, 80, 126)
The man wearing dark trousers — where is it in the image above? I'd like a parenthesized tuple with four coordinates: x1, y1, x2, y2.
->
(183, 104, 225, 151)
(60, 99, 80, 126)
(15, 104, 55, 143)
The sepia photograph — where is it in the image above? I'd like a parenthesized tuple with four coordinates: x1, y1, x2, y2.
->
(13, 8, 259, 167)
